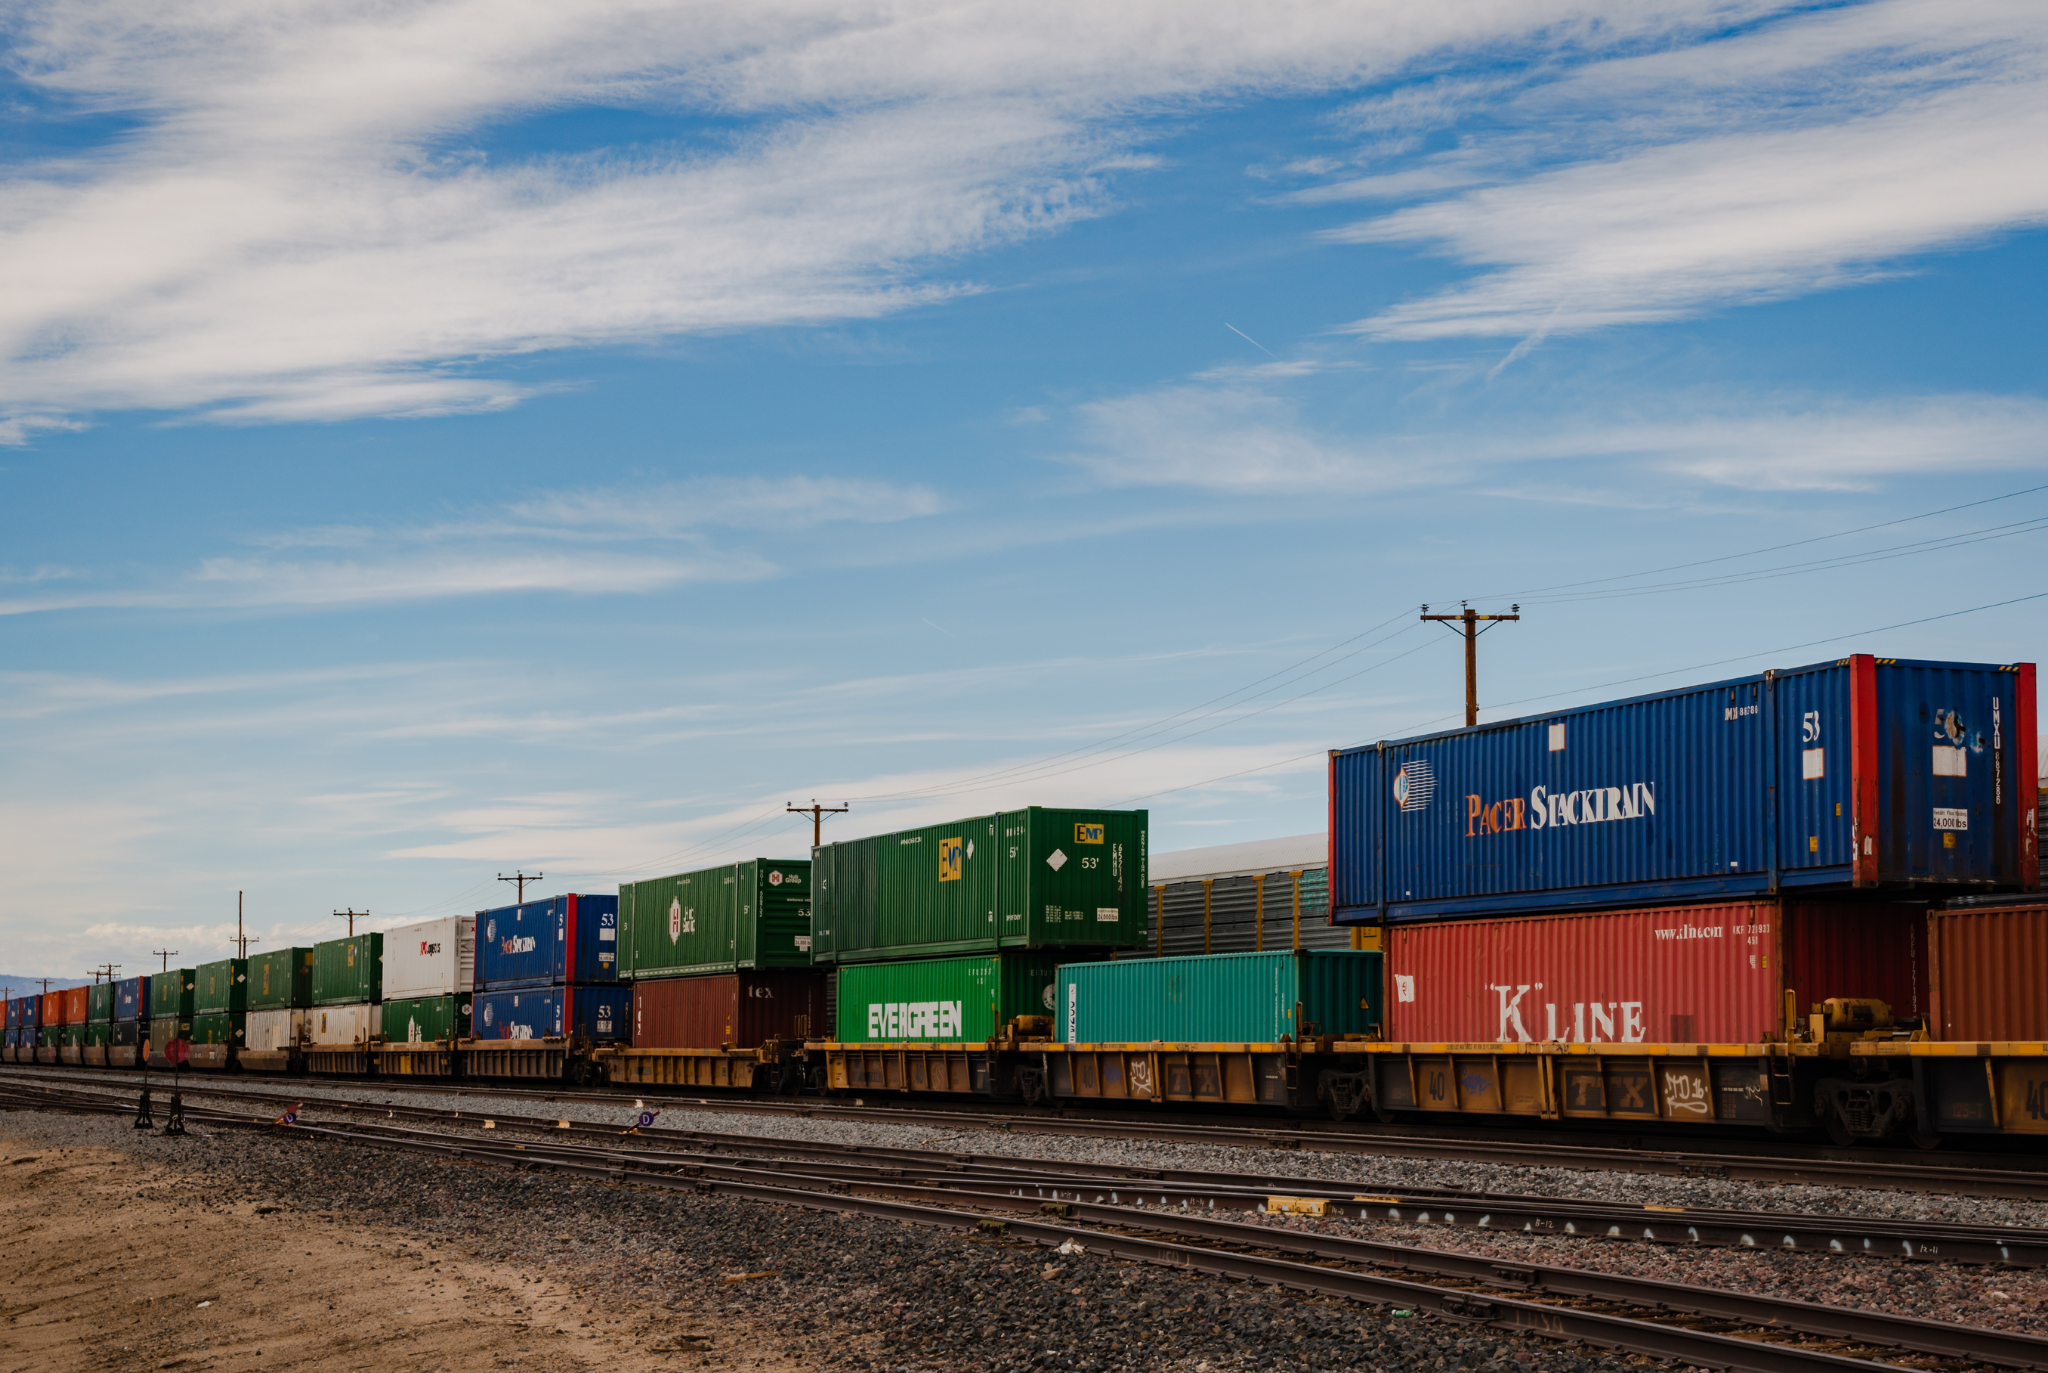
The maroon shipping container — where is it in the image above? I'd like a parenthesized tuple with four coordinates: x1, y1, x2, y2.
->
(631, 971, 826, 1049)
(1383, 898, 1926, 1046)
(1928, 903, 2048, 1041)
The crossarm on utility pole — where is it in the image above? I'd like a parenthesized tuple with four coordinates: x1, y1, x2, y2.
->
(1420, 602, 1521, 727)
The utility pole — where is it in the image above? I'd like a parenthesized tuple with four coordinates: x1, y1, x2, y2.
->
(231, 891, 260, 958)
(497, 872, 543, 904)
(91, 963, 120, 983)
(334, 909, 368, 936)
(152, 949, 178, 972)
(1420, 602, 1521, 727)
(787, 800, 849, 849)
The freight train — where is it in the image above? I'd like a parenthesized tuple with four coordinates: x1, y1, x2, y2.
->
(4, 653, 2042, 1150)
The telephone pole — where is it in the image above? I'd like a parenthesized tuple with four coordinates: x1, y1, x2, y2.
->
(334, 909, 368, 936)
(497, 871, 543, 903)
(787, 800, 849, 849)
(152, 950, 178, 972)
(1420, 602, 1520, 727)
(91, 963, 120, 983)
(231, 891, 260, 958)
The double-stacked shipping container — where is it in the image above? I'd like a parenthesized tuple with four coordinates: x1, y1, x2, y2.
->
(618, 860, 821, 1050)
(188, 958, 249, 1068)
(83, 981, 114, 1066)
(471, 895, 627, 1049)
(111, 975, 150, 1067)
(148, 970, 194, 1067)
(813, 807, 1150, 1046)
(309, 933, 382, 1071)
(244, 947, 314, 1070)
(376, 916, 475, 1075)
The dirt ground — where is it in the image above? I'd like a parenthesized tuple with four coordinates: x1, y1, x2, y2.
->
(0, 1131, 805, 1372)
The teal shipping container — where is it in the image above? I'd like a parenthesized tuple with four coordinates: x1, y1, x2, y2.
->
(812, 807, 1148, 964)
(618, 859, 812, 979)
(833, 953, 1064, 1044)
(1057, 950, 1383, 1045)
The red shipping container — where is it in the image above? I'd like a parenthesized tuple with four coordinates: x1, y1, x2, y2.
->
(631, 971, 826, 1049)
(40, 991, 61, 1026)
(1928, 902, 2048, 1042)
(1384, 899, 1926, 1046)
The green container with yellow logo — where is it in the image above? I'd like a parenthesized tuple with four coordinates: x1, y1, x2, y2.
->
(618, 860, 812, 979)
(810, 807, 1148, 964)
(312, 934, 383, 1006)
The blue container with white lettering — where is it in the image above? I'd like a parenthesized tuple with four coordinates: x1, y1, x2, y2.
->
(473, 894, 619, 989)
(472, 984, 631, 1043)
(114, 975, 150, 1022)
(1331, 654, 2037, 923)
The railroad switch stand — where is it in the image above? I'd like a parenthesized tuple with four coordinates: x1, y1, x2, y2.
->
(163, 1092, 187, 1137)
(133, 1086, 154, 1130)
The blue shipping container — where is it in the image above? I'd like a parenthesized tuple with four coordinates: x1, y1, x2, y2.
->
(13, 996, 39, 1030)
(1332, 655, 2038, 922)
(114, 975, 150, 1022)
(474, 894, 619, 988)
(472, 984, 631, 1042)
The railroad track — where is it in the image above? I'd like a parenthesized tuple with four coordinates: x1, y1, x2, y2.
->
(15, 1063, 2048, 1201)
(4, 1078, 2041, 1373)
(11, 1071, 2048, 1268)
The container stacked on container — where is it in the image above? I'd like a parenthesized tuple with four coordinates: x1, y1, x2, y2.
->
(187, 958, 248, 1067)
(1328, 655, 2038, 1047)
(810, 807, 1150, 1045)
(84, 981, 114, 1066)
(56, 984, 88, 1064)
(310, 933, 383, 1058)
(148, 970, 195, 1066)
(617, 860, 822, 1050)
(4, 993, 35, 1063)
(471, 895, 627, 1044)
(381, 916, 475, 1043)
(111, 975, 149, 1066)
(244, 947, 313, 1066)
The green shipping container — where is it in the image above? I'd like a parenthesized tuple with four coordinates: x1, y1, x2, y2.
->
(619, 859, 813, 978)
(85, 1022, 112, 1048)
(833, 953, 1064, 1044)
(812, 807, 1148, 964)
(382, 993, 470, 1043)
(249, 947, 315, 1010)
(1057, 950, 1382, 1045)
(60, 1023, 84, 1048)
(312, 933, 383, 1006)
(87, 983, 115, 1023)
(148, 969, 196, 1019)
(190, 1012, 246, 1047)
(38, 1026, 59, 1049)
(194, 959, 249, 1015)
(149, 1015, 191, 1054)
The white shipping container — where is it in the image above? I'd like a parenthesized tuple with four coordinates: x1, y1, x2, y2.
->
(380, 915, 475, 1000)
(246, 1008, 306, 1052)
(310, 1002, 382, 1046)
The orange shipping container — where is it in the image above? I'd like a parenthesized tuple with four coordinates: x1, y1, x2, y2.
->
(1928, 902, 2048, 1042)
(40, 991, 62, 1026)
(58, 986, 89, 1025)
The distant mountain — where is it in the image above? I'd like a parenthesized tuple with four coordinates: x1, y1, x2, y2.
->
(0, 976, 90, 997)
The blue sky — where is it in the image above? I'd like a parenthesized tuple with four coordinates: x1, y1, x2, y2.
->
(2, 0, 2044, 976)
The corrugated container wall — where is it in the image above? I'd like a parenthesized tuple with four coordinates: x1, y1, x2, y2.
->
(190, 1012, 245, 1047)
(58, 986, 87, 1024)
(1332, 656, 2038, 923)
(246, 1008, 305, 1052)
(618, 860, 813, 978)
(473, 895, 618, 988)
(312, 934, 383, 1006)
(1928, 902, 2048, 1041)
(1144, 869, 1347, 957)
(310, 1002, 381, 1046)
(383, 993, 470, 1043)
(194, 959, 248, 1015)
(87, 983, 114, 1023)
(630, 971, 826, 1049)
(148, 972, 194, 1019)
(812, 807, 1148, 964)
(832, 953, 1065, 1043)
(381, 916, 476, 1000)
(1381, 898, 1926, 1045)
(248, 948, 313, 1010)
(113, 976, 148, 1021)
(472, 985, 630, 1042)
(40, 991, 61, 1026)
(1059, 950, 1382, 1044)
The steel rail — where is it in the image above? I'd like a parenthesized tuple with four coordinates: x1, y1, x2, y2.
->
(10, 1072, 2047, 1269)
(6, 1081, 2019, 1373)
(12, 1060, 2045, 1201)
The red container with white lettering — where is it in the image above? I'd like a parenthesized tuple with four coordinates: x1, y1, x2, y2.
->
(1382, 898, 1926, 1046)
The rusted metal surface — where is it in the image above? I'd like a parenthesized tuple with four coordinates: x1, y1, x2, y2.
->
(630, 971, 825, 1049)
(1929, 902, 2048, 1041)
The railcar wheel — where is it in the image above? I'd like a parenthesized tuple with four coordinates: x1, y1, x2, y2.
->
(1908, 1127, 1943, 1151)
(1822, 1108, 1858, 1148)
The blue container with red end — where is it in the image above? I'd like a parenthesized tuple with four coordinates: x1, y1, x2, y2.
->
(113, 975, 150, 1022)
(473, 894, 619, 989)
(1332, 654, 2038, 923)
(472, 984, 631, 1043)
(11, 995, 40, 1030)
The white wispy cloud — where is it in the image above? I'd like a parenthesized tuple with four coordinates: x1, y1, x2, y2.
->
(1328, 0, 2048, 337)
(0, 0, 1760, 431)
